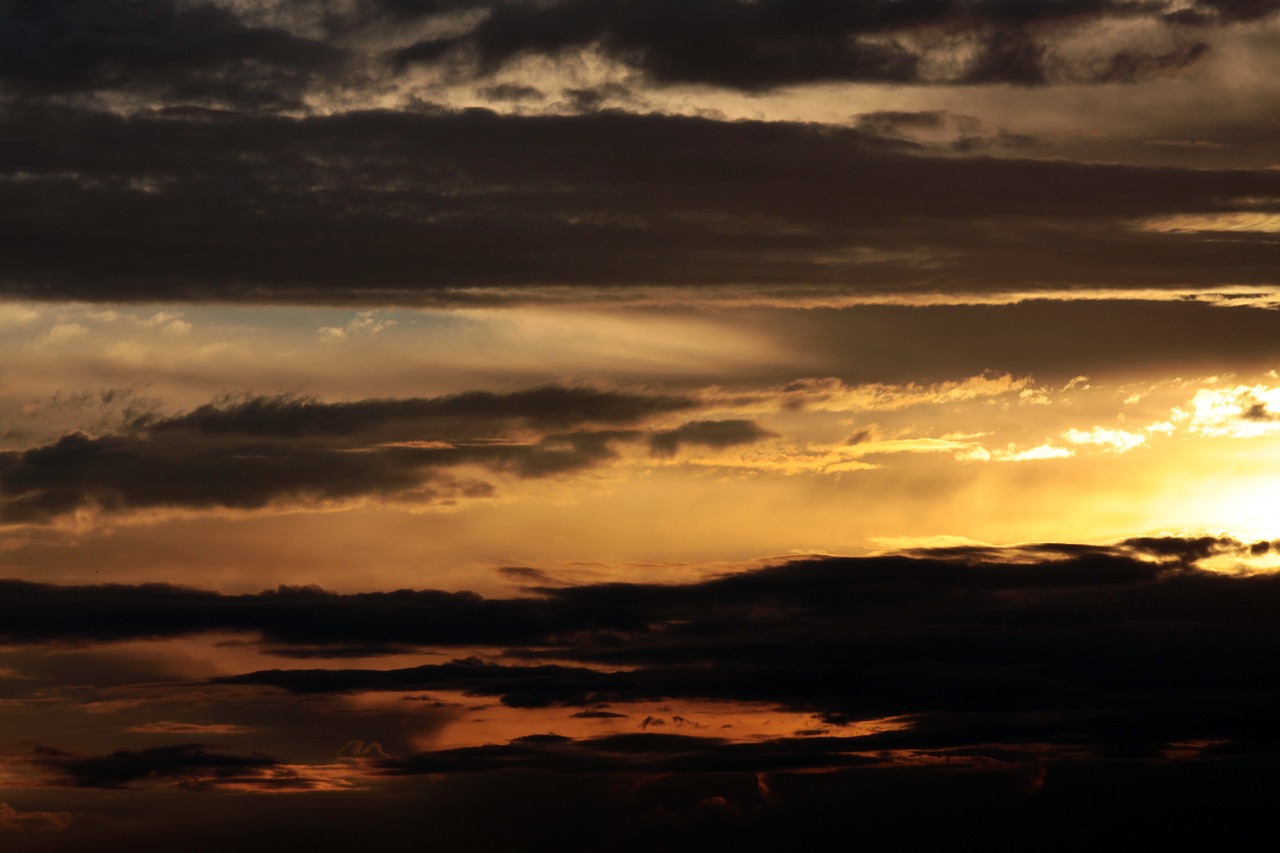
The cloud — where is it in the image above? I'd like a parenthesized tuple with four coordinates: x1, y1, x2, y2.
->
(853, 110, 1039, 153)
(3, 105, 1280, 304)
(29, 743, 278, 789)
(477, 82, 545, 102)
(0, 0, 344, 108)
(38, 323, 88, 345)
(125, 722, 253, 735)
(4, 539, 1280, 852)
(0, 802, 71, 832)
(392, 0, 1231, 90)
(1173, 384, 1280, 437)
(0, 386, 697, 523)
(1120, 534, 1247, 565)
(316, 310, 397, 340)
(0, 430, 454, 522)
(4, 537, 1279, 765)
(1062, 426, 1146, 452)
(0, 1, 1258, 116)
(758, 373, 1033, 413)
(210, 539, 1280, 761)
(1171, 0, 1280, 24)
(648, 420, 774, 456)
(375, 731, 881, 775)
(141, 386, 695, 439)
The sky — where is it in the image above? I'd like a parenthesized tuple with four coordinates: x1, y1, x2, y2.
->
(3, 1, 1280, 849)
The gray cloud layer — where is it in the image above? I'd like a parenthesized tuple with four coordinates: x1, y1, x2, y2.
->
(1, 2, 1277, 304)
(3, 105, 1279, 303)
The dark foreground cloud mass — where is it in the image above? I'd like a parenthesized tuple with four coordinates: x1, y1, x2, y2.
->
(208, 540, 1280, 760)
(6, 539, 1280, 850)
(7, 760, 1275, 852)
(5, 537, 1280, 763)
(30, 743, 278, 790)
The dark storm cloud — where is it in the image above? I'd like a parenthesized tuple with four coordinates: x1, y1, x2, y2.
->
(0, 1, 1252, 108)
(219, 540, 1280, 759)
(393, 0, 1225, 90)
(0, 431, 439, 521)
(4, 106, 1280, 304)
(376, 731, 880, 775)
(0, 426, 614, 521)
(0, 386, 715, 522)
(8, 543, 1280, 850)
(30, 743, 278, 789)
(6, 538, 1280, 762)
(0, 0, 343, 108)
(0, 578, 549, 647)
(647, 420, 773, 456)
(143, 386, 696, 439)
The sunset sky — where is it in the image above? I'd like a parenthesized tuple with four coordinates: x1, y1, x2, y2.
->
(3, 2, 1280, 849)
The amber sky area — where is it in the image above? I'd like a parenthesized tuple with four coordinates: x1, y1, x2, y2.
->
(3, 2, 1280, 850)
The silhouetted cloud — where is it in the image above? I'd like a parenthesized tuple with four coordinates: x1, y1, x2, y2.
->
(220, 541, 1280, 758)
(0, 386, 707, 522)
(648, 420, 773, 456)
(376, 731, 881, 775)
(143, 386, 695, 439)
(30, 744, 278, 789)
(4, 538, 1278, 763)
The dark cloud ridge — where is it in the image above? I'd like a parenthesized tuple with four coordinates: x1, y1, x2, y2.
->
(5, 537, 1280, 761)
(30, 743, 278, 790)
(0, 386, 751, 522)
(648, 419, 774, 456)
